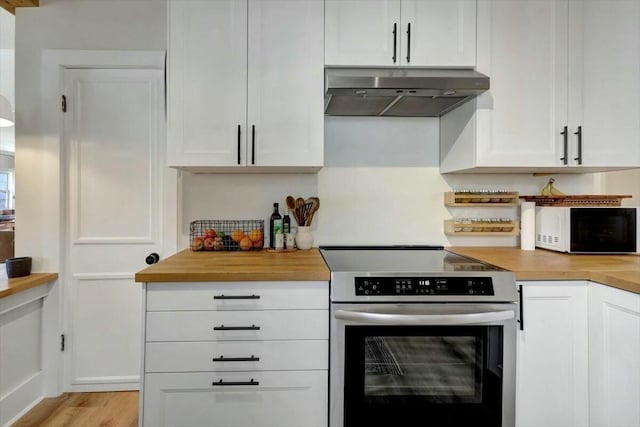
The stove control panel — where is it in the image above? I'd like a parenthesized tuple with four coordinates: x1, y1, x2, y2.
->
(355, 277, 494, 296)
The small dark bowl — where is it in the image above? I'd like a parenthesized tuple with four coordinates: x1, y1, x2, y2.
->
(6, 257, 32, 278)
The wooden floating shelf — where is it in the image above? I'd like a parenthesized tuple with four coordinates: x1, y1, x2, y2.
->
(519, 194, 632, 206)
(445, 192, 520, 207)
(444, 220, 520, 236)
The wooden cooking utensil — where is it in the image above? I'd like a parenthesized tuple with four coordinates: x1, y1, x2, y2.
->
(295, 197, 305, 224)
(286, 195, 296, 211)
(305, 197, 320, 226)
(286, 195, 298, 223)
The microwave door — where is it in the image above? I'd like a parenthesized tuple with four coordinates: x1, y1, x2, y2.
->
(570, 208, 637, 253)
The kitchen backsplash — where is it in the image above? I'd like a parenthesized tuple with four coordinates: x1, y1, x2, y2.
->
(180, 173, 318, 249)
(602, 169, 640, 203)
(180, 117, 604, 248)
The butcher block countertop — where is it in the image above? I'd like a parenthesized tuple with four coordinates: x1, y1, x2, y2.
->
(0, 273, 58, 299)
(448, 247, 640, 294)
(135, 249, 331, 283)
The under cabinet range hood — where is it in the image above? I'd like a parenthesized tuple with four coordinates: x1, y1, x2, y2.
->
(324, 68, 490, 117)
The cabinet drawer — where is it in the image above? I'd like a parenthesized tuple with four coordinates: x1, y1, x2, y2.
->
(143, 370, 328, 427)
(146, 281, 328, 311)
(146, 310, 328, 342)
(145, 340, 328, 372)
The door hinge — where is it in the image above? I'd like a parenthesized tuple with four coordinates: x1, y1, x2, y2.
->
(61, 95, 67, 113)
(60, 334, 65, 352)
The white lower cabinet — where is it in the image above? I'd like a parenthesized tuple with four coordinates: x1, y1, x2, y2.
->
(589, 282, 640, 427)
(141, 281, 329, 427)
(143, 371, 327, 427)
(516, 281, 589, 427)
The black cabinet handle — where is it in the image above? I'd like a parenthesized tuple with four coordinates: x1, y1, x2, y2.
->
(213, 324, 260, 331)
(212, 355, 260, 362)
(214, 294, 260, 300)
(145, 253, 159, 265)
(392, 23, 397, 63)
(560, 126, 568, 165)
(251, 124, 255, 165)
(573, 125, 582, 165)
(517, 284, 524, 331)
(237, 124, 241, 165)
(212, 379, 259, 386)
(406, 22, 411, 63)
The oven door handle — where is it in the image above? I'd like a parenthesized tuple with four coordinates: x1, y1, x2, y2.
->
(334, 309, 515, 325)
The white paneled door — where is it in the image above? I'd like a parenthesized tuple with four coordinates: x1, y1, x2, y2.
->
(62, 68, 171, 391)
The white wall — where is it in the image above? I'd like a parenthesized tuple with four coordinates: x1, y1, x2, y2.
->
(15, 0, 167, 271)
(601, 170, 640, 205)
(181, 117, 602, 248)
(13, 0, 167, 399)
(318, 117, 600, 246)
(180, 173, 318, 248)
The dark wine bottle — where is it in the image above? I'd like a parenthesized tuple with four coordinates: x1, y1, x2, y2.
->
(269, 202, 282, 249)
(283, 207, 291, 234)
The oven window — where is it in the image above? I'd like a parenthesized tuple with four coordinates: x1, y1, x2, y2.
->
(344, 326, 503, 427)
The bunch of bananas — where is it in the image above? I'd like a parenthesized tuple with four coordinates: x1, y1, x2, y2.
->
(540, 178, 565, 196)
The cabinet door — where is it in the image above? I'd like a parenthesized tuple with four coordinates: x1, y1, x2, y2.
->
(441, 0, 569, 172)
(589, 282, 640, 427)
(167, 0, 247, 167)
(516, 281, 589, 427)
(568, 0, 640, 167)
(143, 371, 328, 427)
(247, 0, 324, 167)
(473, 0, 569, 168)
(401, 0, 476, 67)
(325, 0, 401, 66)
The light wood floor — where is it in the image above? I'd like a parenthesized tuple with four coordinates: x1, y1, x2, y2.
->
(12, 391, 138, 427)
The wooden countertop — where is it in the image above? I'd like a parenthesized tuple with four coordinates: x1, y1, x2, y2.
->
(0, 273, 59, 299)
(448, 247, 640, 294)
(135, 249, 331, 283)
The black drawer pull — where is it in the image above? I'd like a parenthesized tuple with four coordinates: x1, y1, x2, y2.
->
(214, 324, 260, 331)
(213, 294, 261, 300)
(212, 355, 260, 362)
(212, 379, 259, 386)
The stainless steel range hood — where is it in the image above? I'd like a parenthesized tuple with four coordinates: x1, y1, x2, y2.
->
(324, 68, 489, 117)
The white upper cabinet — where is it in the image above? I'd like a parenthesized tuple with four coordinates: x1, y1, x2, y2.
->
(167, 0, 324, 171)
(401, 0, 477, 67)
(325, 0, 476, 67)
(325, 0, 400, 66)
(567, 0, 640, 168)
(441, 0, 568, 172)
(247, 0, 324, 168)
(441, 0, 640, 173)
(167, 0, 248, 168)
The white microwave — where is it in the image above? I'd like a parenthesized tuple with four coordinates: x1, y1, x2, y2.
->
(535, 206, 639, 254)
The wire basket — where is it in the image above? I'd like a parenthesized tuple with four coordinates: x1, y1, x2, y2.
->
(190, 220, 264, 251)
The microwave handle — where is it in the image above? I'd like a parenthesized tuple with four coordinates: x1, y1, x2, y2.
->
(334, 309, 515, 325)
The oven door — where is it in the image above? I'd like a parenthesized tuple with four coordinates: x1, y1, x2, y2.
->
(330, 303, 517, 427)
